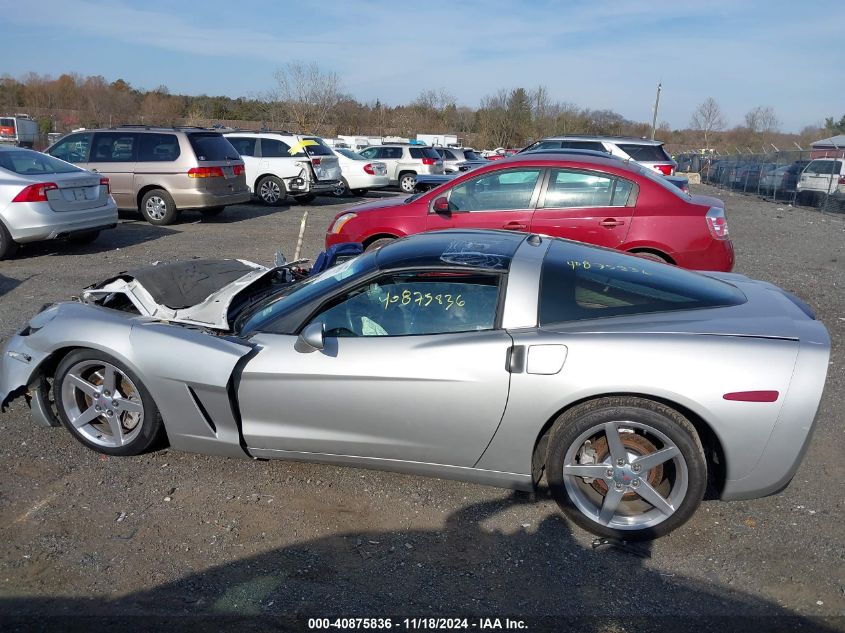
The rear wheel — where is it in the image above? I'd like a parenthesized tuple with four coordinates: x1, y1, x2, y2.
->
(68, 230, 100, 244)
(257, 176, 286, 206)
(398, 172, 417, 193)
(140, 189, 179, 225)
(331, 179, 350, 198)
(364, 237, 395, 252)
(0, 222, 19, 260)
(54, 349, 165, 456)
(546, 396, 706, 541)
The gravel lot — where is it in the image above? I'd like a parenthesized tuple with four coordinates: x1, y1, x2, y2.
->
(0, 186, 843, 631)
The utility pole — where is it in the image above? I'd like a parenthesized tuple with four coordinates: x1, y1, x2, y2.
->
(650, 82, 662, 140)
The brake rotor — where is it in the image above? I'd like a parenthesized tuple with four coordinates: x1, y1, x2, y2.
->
(590, 432, 664, 500)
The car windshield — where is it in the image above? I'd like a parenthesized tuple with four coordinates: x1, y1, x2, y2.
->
(617, 144, 672, 162)
(237, 253, 376, 334)
(336, 148, 366, 160)
(188, 133, 240, 161)
(631, 163, 690, 198)
(0, 149, 81, 174)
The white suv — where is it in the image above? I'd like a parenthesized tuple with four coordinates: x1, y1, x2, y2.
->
(224, 132, 342, 205)
(797, 158, 845, 204)
(520, 135, 677, 176)
(358, 144, 444, 193)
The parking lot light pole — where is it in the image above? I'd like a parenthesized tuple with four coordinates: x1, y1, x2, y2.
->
(650, 82, 662, 140)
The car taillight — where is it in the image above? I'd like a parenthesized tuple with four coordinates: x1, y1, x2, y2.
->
(188, 167, 224, 178)
(421, 158, 436, 165)
(12, 182, 58, 202)
(232, 164, 245, 176)
(655, 164, 674, 175)
(364, 163, 375, 175)
(839, 176, 845, 185)
(705, 207, 730, 240)
(100, 177, 110, 193)
(311, 158, 322, 166)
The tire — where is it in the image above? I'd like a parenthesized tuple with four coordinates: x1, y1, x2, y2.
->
(630, 250, 670, 264)
(67, 230, 100, 244)
(331, 179, 350, 198)
(546, 396, 706, 541)
(0, 221, 19, 260)
(257, 176, 286, 206)
(398, 172, 417, 193)
(54, 349, 165, 457)
(200, 206, 226, 217)
(351, 189, 368, 196)
(293, 193, 316, 204)
(364, 237, 395, 252)
(140, 189, 179, 226)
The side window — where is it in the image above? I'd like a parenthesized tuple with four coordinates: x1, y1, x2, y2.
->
(48, 133, 91, 163)
(535, 140, 563, 151)
(261, 138, 293, 158)
(449, 169, 541, 212)
(359, 148, 378, 159)
(543, 169, 628, 208)
(539, 240, 746, 325)
(227, 136, 257, 157)
(308, 271, 501, 337)
(383, 147, 402, 159)
(137, 134, 180, 162)
(561, 141, 607, 153)
(91, 132, 137, 162)
(443, 150, 458, 161)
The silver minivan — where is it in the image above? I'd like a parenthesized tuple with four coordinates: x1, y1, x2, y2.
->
(46, 127, 251, 225)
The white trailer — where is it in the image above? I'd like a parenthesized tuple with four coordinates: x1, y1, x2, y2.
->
(416, 133, 458, 147)
(337, 135, 380, 152)
(0, 115, 38, 147)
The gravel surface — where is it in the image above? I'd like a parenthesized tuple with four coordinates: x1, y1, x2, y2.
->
(0, 186, 843, 630)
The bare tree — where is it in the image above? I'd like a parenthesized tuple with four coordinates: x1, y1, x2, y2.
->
(272, 61, 342, 134)
(745, 105, 779, 134)
(690, 98, 726, 149)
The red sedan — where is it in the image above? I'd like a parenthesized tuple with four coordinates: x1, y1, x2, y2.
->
(325, 153, 734, 271)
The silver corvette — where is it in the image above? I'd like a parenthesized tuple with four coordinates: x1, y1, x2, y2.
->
(0, 230, 830, 540)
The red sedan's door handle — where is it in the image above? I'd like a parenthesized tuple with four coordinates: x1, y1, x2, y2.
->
(503, 221, 528, 231)
(600, 218, 625, 228)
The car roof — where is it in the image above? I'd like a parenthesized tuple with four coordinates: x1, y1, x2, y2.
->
(536, 135, 665, 146)
(499, 151, 642, 174)
(375, 229, 526, 271)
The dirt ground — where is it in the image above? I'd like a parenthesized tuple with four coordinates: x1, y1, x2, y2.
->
(0, 186, 843, 631)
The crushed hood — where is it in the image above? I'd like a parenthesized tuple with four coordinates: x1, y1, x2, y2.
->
(82, 259, 277, 330)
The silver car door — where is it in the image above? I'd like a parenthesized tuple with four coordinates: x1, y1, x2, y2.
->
(237, 269, 513, 466)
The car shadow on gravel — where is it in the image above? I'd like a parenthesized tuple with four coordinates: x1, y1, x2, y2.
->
(0, 496, 838, 633)
(0, 273, 21, 297)
(11, 222, 179, 260)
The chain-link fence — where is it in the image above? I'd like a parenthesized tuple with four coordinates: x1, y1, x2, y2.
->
(673, 150, 845, 213)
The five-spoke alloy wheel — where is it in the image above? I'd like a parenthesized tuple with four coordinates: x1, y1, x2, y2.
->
(547, 396, 707, 540)
(54, 350, 164, 456)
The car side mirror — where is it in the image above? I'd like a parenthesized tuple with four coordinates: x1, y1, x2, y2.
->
(295, 322, 325, 353)
(432, 196, 450, 214)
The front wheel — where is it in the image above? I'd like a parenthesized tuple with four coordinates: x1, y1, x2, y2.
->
(364, 237, 395, 252)
(54, 349, 165, 456)
(0, 221, 20, 260)
(546, 396, 706, 541)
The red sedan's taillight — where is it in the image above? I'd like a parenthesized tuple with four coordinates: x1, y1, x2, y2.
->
(12, 182, 58, 203)
(232, 164, 245, 176)
(100, 177, 110, 193)
(706, 207, 730, 240)
(364, 163, 376, 175)
(655, 164, 674, 176)
(421, 158, 437, 165)
(188, 167, 225, 178)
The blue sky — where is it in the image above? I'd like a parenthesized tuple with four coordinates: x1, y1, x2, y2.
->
(1, 0, 842, 132)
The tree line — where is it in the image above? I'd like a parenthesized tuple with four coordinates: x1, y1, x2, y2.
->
(0, 65, 839, 153)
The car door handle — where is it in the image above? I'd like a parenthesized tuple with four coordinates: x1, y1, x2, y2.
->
(503, 221, 528, 231)
(600, 218, 624, 227)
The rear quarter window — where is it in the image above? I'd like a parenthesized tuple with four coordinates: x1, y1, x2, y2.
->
(539, 240, 746, 324)
(410, 147, 441, 160)
(138, 133, 180, 162)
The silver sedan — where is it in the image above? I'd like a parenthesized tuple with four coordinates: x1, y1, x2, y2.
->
(0, 230, 830, 540)
(0, 146, 117, 259)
